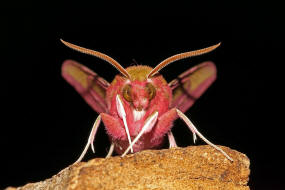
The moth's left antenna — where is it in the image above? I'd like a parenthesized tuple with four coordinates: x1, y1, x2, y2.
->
(147, 43, 221, 78)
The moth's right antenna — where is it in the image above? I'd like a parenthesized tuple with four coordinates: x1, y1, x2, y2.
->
(61, 39, 131, 79)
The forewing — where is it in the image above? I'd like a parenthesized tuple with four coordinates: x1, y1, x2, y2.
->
(169, 61, 217, 112)
(62, 60, 110, 113)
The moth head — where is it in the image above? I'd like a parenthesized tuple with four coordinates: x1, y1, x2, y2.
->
(121, 81, 156, 111)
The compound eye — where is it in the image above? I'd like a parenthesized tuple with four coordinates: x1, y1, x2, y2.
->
(122, 84, 132, 102)
(146, 83, 156, 100)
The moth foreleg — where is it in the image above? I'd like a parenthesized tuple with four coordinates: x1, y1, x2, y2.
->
(176, 109, 233, 161)
(116, 95, 133, 153)
(74, 115, 101, 164)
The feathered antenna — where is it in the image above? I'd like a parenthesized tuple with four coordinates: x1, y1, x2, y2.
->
(147, 43, 221, 78)
(61, 39, 131, 78)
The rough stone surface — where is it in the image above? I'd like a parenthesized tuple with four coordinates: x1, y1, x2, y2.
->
(6, 145, 250, 190)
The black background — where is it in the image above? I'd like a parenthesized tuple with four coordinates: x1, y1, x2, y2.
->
(2, 1, 282, 189)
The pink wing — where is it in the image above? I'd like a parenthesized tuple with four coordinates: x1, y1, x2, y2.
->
(169, 61, 217, 112)
(62, 60, 110, 113)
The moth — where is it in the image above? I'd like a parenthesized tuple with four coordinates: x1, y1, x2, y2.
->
(60, 39, 233, 163)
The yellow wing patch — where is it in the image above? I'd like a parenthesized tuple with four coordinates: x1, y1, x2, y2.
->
(63, 63, 106, 98)
(64, 65, 89, 88)
(186, 66, 215, 91)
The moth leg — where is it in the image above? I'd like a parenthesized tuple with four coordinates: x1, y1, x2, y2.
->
(106, 142, 115, 158)
(101, 113, 127, 139)
(74, 115, 101, 164)
(151, 108, 178, 140)
(168, 131, 178, 148)
(116, 95, 133, 153)
(176, 109, 233, 161)
(122, 111, 158, 157)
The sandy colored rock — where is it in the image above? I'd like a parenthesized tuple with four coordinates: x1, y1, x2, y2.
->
(6, 145, 250, 190)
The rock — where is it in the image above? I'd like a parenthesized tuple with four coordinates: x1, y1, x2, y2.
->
(6, 145, 250, 190)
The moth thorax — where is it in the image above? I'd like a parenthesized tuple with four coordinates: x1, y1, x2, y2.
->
(125, 65, 153, 81)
